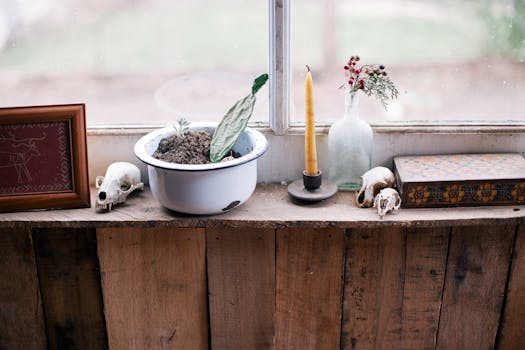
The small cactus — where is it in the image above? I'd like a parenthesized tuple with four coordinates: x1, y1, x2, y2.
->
(173, 117, 190, 138)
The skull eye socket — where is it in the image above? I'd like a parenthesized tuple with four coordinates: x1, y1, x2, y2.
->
(98, 191, 107, 201)
(357, 191, 365, 204)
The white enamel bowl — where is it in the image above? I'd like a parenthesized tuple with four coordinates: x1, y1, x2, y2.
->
(134, 123, 268, 215)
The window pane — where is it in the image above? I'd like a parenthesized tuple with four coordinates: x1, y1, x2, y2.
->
(0, 0, 269, 126)
(291, 0, 525, 123)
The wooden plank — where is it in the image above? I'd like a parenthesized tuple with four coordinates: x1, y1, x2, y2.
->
(33, 227, 107, 350)
(401, 227, 449, 350)
(275, 228, 345, 350)
(436, 224, 515, 350)
(97, 227, 207, 350)
(2, 185, 524, 229)
(497, 223, 525, 349)
(206, 227, 275, 350)
(341, 227, 405, 350)
(0, 227, 46, 349)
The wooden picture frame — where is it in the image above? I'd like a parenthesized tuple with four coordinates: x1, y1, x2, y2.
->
(0, 104, 90, 212)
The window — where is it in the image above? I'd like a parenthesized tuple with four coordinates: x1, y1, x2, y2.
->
(3, 0, 524, 129)
(0, 0, 268, 126)
(290, 0, 525, 124)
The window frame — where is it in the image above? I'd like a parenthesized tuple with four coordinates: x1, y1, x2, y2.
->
(269, 0, 290, 135)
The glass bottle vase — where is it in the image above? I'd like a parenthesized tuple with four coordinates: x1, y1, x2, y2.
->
(328, 93, 373, 191)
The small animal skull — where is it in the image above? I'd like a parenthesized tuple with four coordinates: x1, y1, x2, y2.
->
(96, 162, 144, 212)
(356, 166, 395, 208)
(374, 188, 401, 218)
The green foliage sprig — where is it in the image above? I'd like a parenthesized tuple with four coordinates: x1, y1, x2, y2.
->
(342, 55, 399, 110)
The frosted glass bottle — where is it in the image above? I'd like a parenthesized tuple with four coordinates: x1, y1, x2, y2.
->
(328, 93, 373, 190)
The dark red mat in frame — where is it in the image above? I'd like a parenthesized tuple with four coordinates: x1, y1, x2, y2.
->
(0, 104, 90, 212)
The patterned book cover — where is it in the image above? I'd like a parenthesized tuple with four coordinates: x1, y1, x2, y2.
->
(394, 153, 525, 208)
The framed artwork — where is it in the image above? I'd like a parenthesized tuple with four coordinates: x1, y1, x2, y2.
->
(0, 104, 90, 212)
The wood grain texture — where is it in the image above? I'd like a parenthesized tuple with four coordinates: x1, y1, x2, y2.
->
(401, 227, 449, 350)
(2, 185, 525, 229)
(275, 228, 345, 350)
(497, 223, 525, 349)
(0, 227, 46, 350)
(342, 227, 405, 350)
(33, 227, 107, 350)
(342, 227, 449, 349)
(436, 224, 515, 350)
(97, 227, 207, 350)
(206, 227, 275, 350)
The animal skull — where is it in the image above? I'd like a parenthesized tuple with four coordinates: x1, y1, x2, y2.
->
(356, 166, 395, 208)
(96, 162, 144, 212)
(374, 188, 401, 218)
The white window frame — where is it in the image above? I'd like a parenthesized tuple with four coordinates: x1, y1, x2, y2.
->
(87, 0, 525, 184)
(269, 0, 290, 135)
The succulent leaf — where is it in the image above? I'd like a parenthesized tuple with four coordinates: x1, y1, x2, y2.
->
(251, 73, 269, 95)
(210, 74, 268, 163)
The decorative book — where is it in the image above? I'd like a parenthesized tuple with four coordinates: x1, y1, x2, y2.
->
(393, 153, 525, 208)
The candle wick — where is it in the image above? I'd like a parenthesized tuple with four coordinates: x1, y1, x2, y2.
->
(305, 65, 310, 72)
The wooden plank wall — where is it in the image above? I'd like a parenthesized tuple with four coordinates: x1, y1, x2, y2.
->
(97, 227, 208, 350)
(32, 228, 108, 350)
(206, 227, 275, 350)
(275, 228, 345, 349)
(0, 228, 46, 349)
(1, 223, 525, 349)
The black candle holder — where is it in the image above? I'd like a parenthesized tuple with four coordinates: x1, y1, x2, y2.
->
(287, 169, 337, 202)
(302, 170, 322, 190)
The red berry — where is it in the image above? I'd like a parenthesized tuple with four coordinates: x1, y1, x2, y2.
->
(358, 78, 364, 83)
(351, 61, 356, 66)
(344, 65, 350, 70)
(355, 69, 361, 74)
(348, 79, 354, 85)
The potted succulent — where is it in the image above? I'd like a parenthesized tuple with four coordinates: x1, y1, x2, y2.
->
(134, 74, 268, 215)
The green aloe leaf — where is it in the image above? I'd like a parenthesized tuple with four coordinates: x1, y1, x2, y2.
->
(210, 73, 268, 163)
(252, 73, 269, 95)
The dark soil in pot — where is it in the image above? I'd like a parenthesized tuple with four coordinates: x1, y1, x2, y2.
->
(152, 130, 240, 164)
